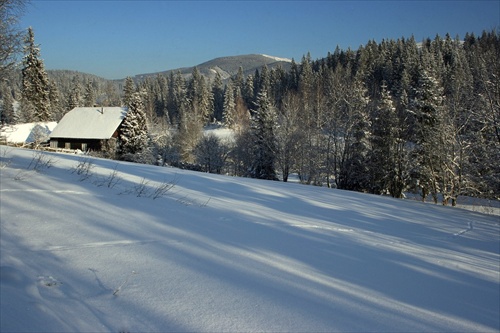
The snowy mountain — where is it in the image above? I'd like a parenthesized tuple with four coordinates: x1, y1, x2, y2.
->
(134, 54, 293, 82)
(1, 146, 499, 332)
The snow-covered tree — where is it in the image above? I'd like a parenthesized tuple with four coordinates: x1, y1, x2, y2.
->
(368, 82, 402, 195)
(0, 84, 16, 124)
(409, 67, 446, 202)
(122, 76, 135, 108)
(83, 79, 96, 107)
(21, 27, 51, 121)
(249, 89, 278, 180)
(338, 76, 371, 191)
(67, 75, 81, 110)
(222, 81, 235, 128)
(47, 80, 64, 121)
(117, 91, 149, 161)
(212, 72, 224, 122)
(188, 67, 213, 124)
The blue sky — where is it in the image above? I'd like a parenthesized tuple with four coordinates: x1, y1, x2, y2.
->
(20, 0, 499, 79)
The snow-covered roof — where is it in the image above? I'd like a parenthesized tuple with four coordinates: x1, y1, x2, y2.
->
(0, 122, 57, 143)
(49, 107, 128, 140)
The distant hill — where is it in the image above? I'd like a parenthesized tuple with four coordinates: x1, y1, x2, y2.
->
(134, 54, 293, 82)
(42, 54, 293, 99)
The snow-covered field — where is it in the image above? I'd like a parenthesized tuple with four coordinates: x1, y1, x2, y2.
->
(1, 146, 499, 332)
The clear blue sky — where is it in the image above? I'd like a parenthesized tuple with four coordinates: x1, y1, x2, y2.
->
(20, 0, 499, 79)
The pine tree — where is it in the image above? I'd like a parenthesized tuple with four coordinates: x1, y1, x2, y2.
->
(250, 90, 278, 180)
(21, 27, 51, 121)
(233, 67, 245, 99)
(0, 84, 15, 124)
(103, 81, 120, 107)
(222, 81, 235, 128)
(339, 76, 371, 191)
(188, 67, 213, 124)
(67, 75, 81, 110)
(122, 76, 135, 108)
(48, 80, 63, 121)
(117, 91, 149, 161)
(83, 79, 96, 107)
(369, 82, 403, 196)
(212, 72, 224, 122)
(409, 67, 446, 202)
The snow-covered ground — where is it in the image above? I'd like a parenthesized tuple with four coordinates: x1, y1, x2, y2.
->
(1, 146, 499, 332)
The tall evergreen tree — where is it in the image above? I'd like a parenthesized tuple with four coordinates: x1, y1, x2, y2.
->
(21, 27, 51, 121)
(122, 76, 136, 108)
(232, 66, 245, 99)
(222, 81, 236, 128)
(117, 91, 149, 161)
(368, 82, 403, 196)
(338, 76, 371, 191)
(67, 75, 81, 110)
(189, 67, 214, 123)
(0, 84, 15, 124)
(409, 67, 446, 202)
(250, 90, 277, 180)
(212, 72, 225, 122)
(83, 79, 96, 107)
(47, 80, 63, 121)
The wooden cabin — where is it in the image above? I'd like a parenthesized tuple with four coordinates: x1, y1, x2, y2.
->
(49, 107, 128, 151)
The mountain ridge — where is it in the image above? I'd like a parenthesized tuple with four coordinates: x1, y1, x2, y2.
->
(47, 53, 294, 85)
(134, 53, 293, 82)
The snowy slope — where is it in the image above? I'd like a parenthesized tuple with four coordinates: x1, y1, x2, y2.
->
(1, 146, 499, 332)
(261, 54, 293, 62)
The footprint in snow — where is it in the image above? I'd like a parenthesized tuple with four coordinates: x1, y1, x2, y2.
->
(37, 275, 62, 287)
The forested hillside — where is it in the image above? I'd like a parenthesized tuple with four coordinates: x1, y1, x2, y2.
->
(1, 30, 499, 203)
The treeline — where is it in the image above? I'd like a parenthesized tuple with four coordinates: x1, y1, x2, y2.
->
(1, 29, 499, 203)
(134, 31, 498, 204)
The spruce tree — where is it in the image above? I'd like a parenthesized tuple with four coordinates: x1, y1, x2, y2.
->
(21, 27, 51, 122)
(122, 76, 135, 108)
(0, 84, 15, 124)
(48, 80, 63, 121)
(222, 81, 235, 128)
(409, 67, 446, 202)
(250, 90, 277, 180)
(117, 91, 149, 161)
(212, 72, 224, 121)
(340, 76, 371, 191)
(67, 75, 81, 110)
(369, 83, 402, 196)
(188, 67, 214, 124)
(83, 79, 96, 107)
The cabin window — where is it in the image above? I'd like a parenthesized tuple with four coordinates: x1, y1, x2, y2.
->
(65, 142, 71, 149)
(81, 143, 87, 151)
(50, 140, 58, 148)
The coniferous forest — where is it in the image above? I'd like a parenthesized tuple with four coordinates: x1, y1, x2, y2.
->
(1, 29, 499, 204)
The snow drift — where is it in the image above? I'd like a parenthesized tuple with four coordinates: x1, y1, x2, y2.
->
(1, 146, 498, 332)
